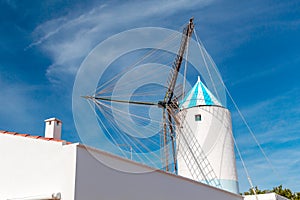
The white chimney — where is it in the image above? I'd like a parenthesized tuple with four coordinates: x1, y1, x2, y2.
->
(44, 118, 62, 139)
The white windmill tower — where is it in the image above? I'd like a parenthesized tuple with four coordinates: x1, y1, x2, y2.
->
(176, 76, 239, 194)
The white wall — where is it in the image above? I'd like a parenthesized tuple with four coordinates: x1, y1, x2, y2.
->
(0, 133, 77, 199)
(74, 145, 243, 200)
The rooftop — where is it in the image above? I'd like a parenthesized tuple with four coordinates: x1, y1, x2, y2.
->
(180, 76, 222, 109)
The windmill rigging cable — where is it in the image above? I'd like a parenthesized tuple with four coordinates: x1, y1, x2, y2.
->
(94, 100, 163, 143)
(91, 95, 172, 162)
(95, 56, 175, 99)
(232, 135, 258, 197)
(86, 99, 128, 159)
(92, 27, 184, 96)
(193, 28, 220, 101)
(92, 99, 162, 167)
(93, 23, 190, 100)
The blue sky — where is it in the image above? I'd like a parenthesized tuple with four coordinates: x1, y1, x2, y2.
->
(0, 0, 299, 192)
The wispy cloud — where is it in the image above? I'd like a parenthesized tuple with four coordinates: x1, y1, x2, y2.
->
(28, 0, 300, 87)
(198, 0, 300, 62)
(29, 0, 215, 85)
(233, 87, 300, 146)
(237, 143, 300, 191)
(229, 65, 283, 86)
(231, 86, 300, 191)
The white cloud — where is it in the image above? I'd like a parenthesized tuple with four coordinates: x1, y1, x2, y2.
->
(233, 88, 300, 149)
(29, 0, 299, 87)
(237, 143, 300, 192)
(30, 0, 214, 85)
(231, 87, 300, 191)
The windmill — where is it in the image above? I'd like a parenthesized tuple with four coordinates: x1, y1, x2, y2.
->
(83, 18, 223, 189)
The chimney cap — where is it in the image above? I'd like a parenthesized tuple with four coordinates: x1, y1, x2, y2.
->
(44, 117, 62, 123)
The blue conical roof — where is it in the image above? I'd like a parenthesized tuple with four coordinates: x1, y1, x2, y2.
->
(180, 76, 222, 109)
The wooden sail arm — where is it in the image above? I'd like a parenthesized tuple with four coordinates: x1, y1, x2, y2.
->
(164, 18, 194, 104)
(83, 96, 158, 106)
(167, 108, 177, 174)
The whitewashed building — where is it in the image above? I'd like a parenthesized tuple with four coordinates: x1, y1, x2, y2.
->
(0, 118, 243, 200)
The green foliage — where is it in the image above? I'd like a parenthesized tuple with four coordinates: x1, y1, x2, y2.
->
(243, 185, 300, 200)
(243, 186, 269, 195)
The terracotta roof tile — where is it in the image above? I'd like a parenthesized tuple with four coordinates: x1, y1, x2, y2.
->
(0, 130, 71, 145)
(2, 131, 18, 135)
(16, 133, 30, 137)
(38, 137, 52, 141)
(26, 135, 42, 139)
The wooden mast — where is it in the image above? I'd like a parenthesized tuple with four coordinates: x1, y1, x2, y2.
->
(161, 18, 194, 172)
